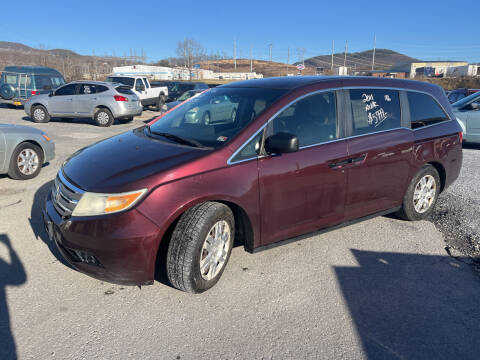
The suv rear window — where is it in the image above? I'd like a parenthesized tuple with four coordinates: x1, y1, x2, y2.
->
(106, 77, 134, 88)
(116, 86, 134, 95)
(349, 89, 401, 135)
(407, 92, 449, 129)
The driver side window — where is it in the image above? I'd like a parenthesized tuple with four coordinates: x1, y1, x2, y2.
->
(267, 91, 338, 147)
(135, 79, 145, 91)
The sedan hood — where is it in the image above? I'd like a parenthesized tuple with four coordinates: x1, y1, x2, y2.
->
(0, 123, 43, 134)
(63, 127, 210, 192)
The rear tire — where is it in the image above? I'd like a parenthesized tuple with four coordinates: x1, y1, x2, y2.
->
(94, 108, 114, 127)
(31, 105, 50, 123)
(396, 164, 441, 221)
(8, 142, 44, 180)
(167, 202, 235, 293)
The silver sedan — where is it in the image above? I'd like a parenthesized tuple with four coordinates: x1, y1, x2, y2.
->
(0, 124, 55, 179)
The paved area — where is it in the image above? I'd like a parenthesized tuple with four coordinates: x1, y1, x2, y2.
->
(1, 105, 480, 359)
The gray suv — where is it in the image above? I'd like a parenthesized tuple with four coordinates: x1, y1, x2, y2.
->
(24, 81, 143, 127)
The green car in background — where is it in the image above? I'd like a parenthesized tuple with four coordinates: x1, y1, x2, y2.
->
(453, 92, 480, 144)
(0, 66, 65, 107)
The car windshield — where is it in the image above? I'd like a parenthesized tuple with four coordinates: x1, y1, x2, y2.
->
(452, 91, 480, 108)
(148, 87, 287, 148)
(178, 90, 199, 101)
(106, 77, 134, 88)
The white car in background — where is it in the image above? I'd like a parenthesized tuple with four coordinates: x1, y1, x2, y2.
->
(106, 75, 168, 111)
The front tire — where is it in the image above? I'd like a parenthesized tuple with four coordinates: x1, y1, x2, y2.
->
(8, 142, 44, 180)
(94, 108, 114, 127)
(396, 164, 441, 221)
(167, 202, 235, 293)
(31, 105, 50, 123)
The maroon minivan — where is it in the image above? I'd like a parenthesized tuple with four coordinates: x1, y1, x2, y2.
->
(43, 76, 463, 293)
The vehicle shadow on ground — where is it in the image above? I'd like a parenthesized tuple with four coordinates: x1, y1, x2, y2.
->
(0, 233, 27, 360)
(463, 143, 480, 150)
(29, 180, 72, 268)
(334, 249, 480, 359)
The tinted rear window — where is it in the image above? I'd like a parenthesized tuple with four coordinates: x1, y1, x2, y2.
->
(407, 92, 449, 129)
(116, 86, 135, 95)
(106, 77, 134, 88)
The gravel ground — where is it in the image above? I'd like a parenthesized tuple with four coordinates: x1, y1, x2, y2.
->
(431, 144, 480, 260)
(1, 105, 480, 359)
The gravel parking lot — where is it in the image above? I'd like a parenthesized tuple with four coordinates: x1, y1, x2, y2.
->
(1, 105, 480, 359)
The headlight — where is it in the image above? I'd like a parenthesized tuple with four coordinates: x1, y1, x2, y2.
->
(72, 189, 147, 216)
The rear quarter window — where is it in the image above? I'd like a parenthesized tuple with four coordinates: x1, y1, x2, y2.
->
(349, 89, 401, 135)
(407, 92, 450, 129)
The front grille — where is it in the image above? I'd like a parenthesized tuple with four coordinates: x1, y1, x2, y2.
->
(51, 171, 84, 217)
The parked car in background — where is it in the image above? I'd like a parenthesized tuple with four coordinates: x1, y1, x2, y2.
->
(43, 76, 462, 293)
(24, 81, 142, 127)
(164, 89, 206, 111)
(184, 93, 238, 124)
(151, 81, 208, 102)
(0, 124, 54, 179)
(452, 92, 480, 143)
(106, 76, 168, 111)
(446, 88, 480, 103)
(0, 66, 65, 107)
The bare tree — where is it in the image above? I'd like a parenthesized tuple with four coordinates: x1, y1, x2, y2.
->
(176, 38, 205, 79)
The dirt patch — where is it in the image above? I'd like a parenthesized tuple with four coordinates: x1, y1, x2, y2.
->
(430, 193, 480, 261)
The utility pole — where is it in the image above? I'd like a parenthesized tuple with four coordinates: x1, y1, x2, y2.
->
(269, 43, 272, 62)
(234, 38, 237, 71)
(372, 33, 376, 71)
(250, 46, 253, 72)
(331, 40, 334, 70)
(287, 47, 290, 75)
(343, 40, 348, 68)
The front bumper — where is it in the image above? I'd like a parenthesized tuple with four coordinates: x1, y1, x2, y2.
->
(0, 98, 24, 106)
(43, 192, 161, 285)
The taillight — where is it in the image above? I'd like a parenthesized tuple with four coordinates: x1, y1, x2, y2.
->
(114, 95, 128, 102)
(31, 90, 38, 96)
(458, 131, 463, 143)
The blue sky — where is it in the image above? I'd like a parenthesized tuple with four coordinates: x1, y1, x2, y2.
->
(1, 0, 478, 63)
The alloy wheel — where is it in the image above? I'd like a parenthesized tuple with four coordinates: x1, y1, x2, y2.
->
(199, 220, 231, 281)
(17, 148, 39, 175)
(413, 175, 436, 213)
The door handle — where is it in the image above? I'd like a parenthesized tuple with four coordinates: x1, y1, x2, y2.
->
(328, 154, 366, 169)
(350, 154, 366, 163)
(92, 98, 97, 100)
(328, 159, 350, 169)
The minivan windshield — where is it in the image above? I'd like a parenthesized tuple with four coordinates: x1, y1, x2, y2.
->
(148, 87, 287, 148)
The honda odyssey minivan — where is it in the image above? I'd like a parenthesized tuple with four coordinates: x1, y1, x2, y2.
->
(43, 76, 463, 293)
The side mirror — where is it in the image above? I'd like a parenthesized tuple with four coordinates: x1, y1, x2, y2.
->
(471, 102, 480, 110)
(49, 91, 54, 97)
(264, 132, 299, 154)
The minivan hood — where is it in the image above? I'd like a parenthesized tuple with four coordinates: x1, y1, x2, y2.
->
(62, 127, 210, 192)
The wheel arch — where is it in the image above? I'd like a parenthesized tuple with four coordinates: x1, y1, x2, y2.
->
(155, 197, 255, 258)
(10, 139, 45, 165)
(427, 161, 446, 192)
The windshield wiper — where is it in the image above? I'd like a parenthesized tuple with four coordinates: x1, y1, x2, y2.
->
(147, 127, 204, 148)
